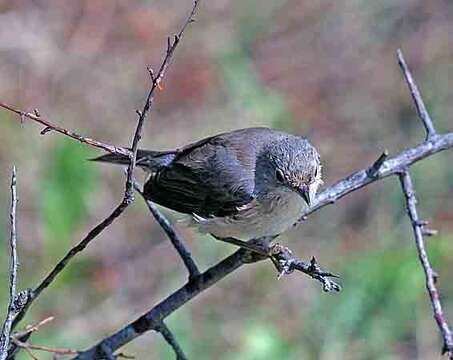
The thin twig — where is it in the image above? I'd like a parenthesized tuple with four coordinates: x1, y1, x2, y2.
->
(0, 168, 19, 360)
(22, 346, 38, 360)
(12, 317, 54, 340)
(270, 245, 341, 292)
(397, 49, 436, 139)
(74, 249, 249, 359)
(11, 201, 129, 330)
(156, 322, 188, 360)
(12, 338, 79, 356)
(0, 102, 129, 157)
(74, 128, 453, 358)
(7, 0, 201, 358)
(298, 132, 453, 222)
(137, 188, 200, 279)
(398, 48, 451, 358)
(399, 171, 453, 358)
(1, 10, 450, 360)
(145, 200, 200, 279)
(124, 0, 200, 200)
(116, 353, 136, 360)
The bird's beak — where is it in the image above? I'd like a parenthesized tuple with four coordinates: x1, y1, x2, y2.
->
(297, 186, 311, 207)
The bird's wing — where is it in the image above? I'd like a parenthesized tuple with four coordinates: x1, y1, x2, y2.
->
(144, 128, 274, 217)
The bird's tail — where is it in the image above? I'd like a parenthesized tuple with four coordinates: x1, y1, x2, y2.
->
(91, 149, 176, 172)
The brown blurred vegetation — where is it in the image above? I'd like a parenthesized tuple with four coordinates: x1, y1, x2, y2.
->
(0, 1, 452, 359)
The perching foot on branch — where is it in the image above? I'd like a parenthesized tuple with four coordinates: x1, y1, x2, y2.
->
(269, 244, 341, 292)
(213, 236, 341, 292)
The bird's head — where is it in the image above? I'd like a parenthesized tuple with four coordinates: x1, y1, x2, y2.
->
(256, 135, 322, 206)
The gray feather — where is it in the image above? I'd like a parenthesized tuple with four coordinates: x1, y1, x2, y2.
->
(91, 149, 176, 172)
(92, 127, 321, 226)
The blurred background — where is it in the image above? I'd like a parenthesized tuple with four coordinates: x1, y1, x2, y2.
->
(0, 0, 452, 359)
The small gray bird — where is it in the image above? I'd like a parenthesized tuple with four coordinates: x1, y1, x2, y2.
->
(94, 127, 322, 250)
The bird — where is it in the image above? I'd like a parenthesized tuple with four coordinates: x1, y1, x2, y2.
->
(93, 127, 323, 254)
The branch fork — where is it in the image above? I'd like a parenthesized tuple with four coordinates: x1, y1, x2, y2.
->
(0, 3, 452, 359)
(396, 50, 451, 359)
(1, 1, 201, 358)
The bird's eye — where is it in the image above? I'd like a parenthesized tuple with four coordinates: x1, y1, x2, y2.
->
(276, 169, 285, 182)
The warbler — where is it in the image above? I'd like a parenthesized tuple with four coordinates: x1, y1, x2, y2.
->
(93, 127, 322, 249)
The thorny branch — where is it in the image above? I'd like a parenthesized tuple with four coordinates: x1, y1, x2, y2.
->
(2, 0, 202, 357)
(11, 317, 54, 341)
(0, 102, 129, 157)
(397, 49, 452, 359)
(7, 317, 80, 359)
(10, 322, 134, 360)
(0, 168, 18, 360)
(74, 249, 249, 359)
(138, 190, 200, 280)
(270, 245, 341, 292)
(399, 171, 453, 358)
(72, 49, 453, 359)
(0, 2, 451, 358)
(11, 202, 133, 330)
(298, 134, 453, 221)
(397, 49, 436, 140)
(11, 338, 78, 357)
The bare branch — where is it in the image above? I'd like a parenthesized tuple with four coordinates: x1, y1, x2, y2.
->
(12, 317, 54, 340)
(298, 132, 453, 222)
(6, 1, 202, 358)
(11, 338, 78, 356)
(74, 249, 249, 359)
(21, 347, 38, 360)
(73, 127, 453, 358)
(0, 102, 129, 157)
(141, 195, 200, 279)
(399, 171, 453, 358)
(1, 4, 450, 359)
(0, 168, 19, 360)
(207, 239, 340, 291)
(270, 245, 341, 292)
(123, 0, 200, 204)
(397, 49, 437, 139)
(134, 182, 199, 278)
(11, 201, 131, 330)
(156, 322, 188, 360)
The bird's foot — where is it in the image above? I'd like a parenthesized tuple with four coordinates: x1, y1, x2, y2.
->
(268, 243, 341, 292)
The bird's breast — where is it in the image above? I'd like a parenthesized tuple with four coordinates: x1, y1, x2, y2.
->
(191, 188, 305, 240)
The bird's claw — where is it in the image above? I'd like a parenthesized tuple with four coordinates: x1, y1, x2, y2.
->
(269, 246, 342, 292)
(269, 243, 293, 256)
(276, 258, 295, 279)
(317, 275, 342, 292)
(306, 257, 341, 292)
(269, 243, 295, 278)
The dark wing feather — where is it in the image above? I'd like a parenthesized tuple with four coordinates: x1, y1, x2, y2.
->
(144, 128, 275, 217)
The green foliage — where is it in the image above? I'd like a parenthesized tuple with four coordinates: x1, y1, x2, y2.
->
(39, 140, 97, 259)
(302, 242, 446, 359)
(232, 324, 294, 360)
(0, 1, 451, 359)
(156, 238, 451, 360)
(219, 49, 292, 130)
(233, 0, 286, 48)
